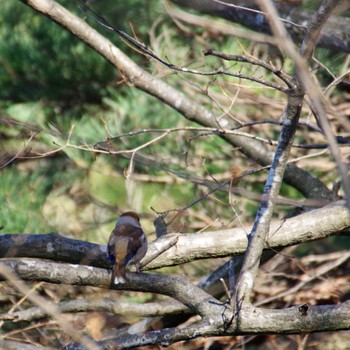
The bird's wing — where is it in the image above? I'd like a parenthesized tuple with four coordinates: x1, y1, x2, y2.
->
(108, 224, 144, 265)
(124, 227, 145, 264)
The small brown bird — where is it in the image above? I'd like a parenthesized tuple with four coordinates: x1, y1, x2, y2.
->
(107, 211, 148, 284)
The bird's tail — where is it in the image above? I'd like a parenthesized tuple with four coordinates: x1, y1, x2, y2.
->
(111, 264, 126, 285)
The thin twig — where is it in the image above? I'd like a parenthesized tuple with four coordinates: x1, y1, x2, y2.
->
(79, 1, 289, 93)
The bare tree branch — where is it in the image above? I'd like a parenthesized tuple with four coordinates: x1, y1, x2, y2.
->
(0, 264, 99, 350)
(1, 201, 349, 270)
(203, 48, 296, 88)
(1, 258, 350, 348)
(67, 302, 350, 349)
(0, 298, 186, 322)
(164, 0, 278, 46)
(255, 249, 350, 307)
(172, 0, 350, 53)
(0, 260, 222, 317)
(19, 0, 333, 201)
(6, 1, 350, 348)
(257, 0, 350, 206)
(235, 0, 345, 305)
(0, 340, 49, 350)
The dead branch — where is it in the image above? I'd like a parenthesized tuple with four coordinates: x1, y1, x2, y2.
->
(0, 259, 223, 318)
(171, 0, 350, 53)
(1, 259, 350, 349)
(19, 0, 333, 201)
(0, 298, 186, 322)
(234, 0, 345, 305)
(67, 302, 350, 349)
(0, 201, 349, 270)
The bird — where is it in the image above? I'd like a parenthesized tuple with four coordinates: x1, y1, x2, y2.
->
(107, 211, 148, 285)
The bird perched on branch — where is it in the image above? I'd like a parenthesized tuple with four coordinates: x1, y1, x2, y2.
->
(107, 211, 148, 285)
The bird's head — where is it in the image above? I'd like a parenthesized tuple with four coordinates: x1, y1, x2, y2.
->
(115, 211, 141, 228)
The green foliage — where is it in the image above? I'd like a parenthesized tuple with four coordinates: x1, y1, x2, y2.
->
(0, 0, 161, 104)
(90, 0, 161, 35)
(6, 102, 46, 126)
(0, 0, 346, 240)
(313, 48, 349, 87)
(88, 166, 127, 206)
(0, 1, 113, 103)
(279, 183, 303, 199)
(0, 164, 50, 232)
